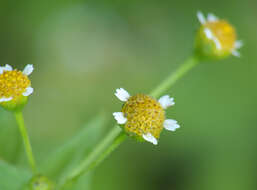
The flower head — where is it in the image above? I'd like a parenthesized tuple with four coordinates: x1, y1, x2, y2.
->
(113, 88, 180, 145)
(195, 11, 242, 59)
(0, 64, 34, 111)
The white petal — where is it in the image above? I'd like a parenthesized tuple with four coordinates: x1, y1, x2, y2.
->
(213, 37, 222, 50)
(23, 64, 34, 76)
(142, 133, 158, 145)
(163, 119, 180, 131)
(114, 88, 130, 102)
(158, 95, 175, 109)
(207, 13, 218, 22)
(0, 64, 12, 74)
(197, 11, 206, 24)
(0, 67, 4, 75)
(235, 40, 243, 49)
(232, 50, 240, 57)
(4, 64, 12, 71)
(0, 97, 13, 102)
(204, 28, 222, 50)
(22, 87, 34, 96)
(113, 112, 127, 124)
(204, 28, 213, 39)
(4, 64, 13, 71)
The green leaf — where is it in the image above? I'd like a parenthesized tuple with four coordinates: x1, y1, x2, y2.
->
(39, 112, 108, 181)
(0, 160, 31, 190)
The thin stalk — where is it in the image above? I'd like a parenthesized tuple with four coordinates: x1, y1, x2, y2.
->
(87, 132, 127, 172)
(60, 127, 125, 189)
(150, 56, 199, 98)
(61, 55, 199, 188)
(14, 111, 37, 173)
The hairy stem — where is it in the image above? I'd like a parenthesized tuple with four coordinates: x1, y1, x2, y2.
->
(14, 111, 37, 173)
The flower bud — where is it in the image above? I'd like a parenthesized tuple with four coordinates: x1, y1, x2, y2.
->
(195, 11, 242, 60)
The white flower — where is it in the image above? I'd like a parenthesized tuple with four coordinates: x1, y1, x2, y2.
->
(113, 88, 180, 145)
(0, 64, 34, 103)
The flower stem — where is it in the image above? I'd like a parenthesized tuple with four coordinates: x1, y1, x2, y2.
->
(60, 127, 126, 189)
(150, 56, 199, 98)
(61, 55, 199, 187)
(14, 111, 37, 173)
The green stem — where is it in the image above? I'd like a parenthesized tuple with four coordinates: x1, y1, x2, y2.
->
(60, 127, 126, 189)
(61, 55, 199, 188)
(150, 56, 199, 98)
(87, 132, 127, 172)
(14, 111, 37, 173)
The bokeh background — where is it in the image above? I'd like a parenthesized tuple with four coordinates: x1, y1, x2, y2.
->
(0, 0, 257, 189)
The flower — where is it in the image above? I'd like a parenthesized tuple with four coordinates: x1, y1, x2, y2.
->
(0, 64, 34, 111)
(113, 88, 180, 145)
(195, 11, 242, 59)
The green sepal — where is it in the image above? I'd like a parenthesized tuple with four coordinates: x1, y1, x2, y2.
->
(0, 96, 28, 112)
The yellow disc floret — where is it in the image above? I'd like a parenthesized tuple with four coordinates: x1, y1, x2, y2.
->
(204, 20, 236, 52)
(121, 94, 165, 139)
(0, 70, 31, 100)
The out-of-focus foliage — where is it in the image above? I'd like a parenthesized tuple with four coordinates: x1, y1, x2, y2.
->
(40, 113, 107, 180)
(0, 0, 257, 190)
(0, 160, 31, 189)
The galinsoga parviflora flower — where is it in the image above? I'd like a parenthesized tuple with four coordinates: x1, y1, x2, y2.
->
(195, 11, 242, 59)
(0, 64, 34, 111)
(113, 88, 180, 145)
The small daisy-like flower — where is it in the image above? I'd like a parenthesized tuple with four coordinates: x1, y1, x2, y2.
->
(195, 11, 242, 59)
(113, 88, 180, 145)
(0, 64, 34, 111)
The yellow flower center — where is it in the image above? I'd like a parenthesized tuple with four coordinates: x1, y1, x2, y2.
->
(121, 94, 165, 139)
(0, 70, 31, 99)
(204, 20, 236, 51)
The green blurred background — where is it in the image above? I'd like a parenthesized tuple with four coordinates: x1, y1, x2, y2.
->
(0, 0, 257, 189)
